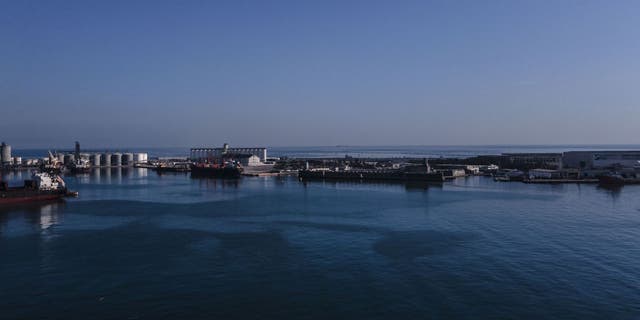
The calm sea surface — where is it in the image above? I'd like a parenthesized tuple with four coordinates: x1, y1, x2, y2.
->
(1, 167, 639, 319)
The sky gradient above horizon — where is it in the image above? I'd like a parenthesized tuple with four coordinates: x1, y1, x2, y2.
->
(1, 0, 639, 148)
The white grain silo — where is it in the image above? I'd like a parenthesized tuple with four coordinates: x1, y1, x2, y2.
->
(101, 153, 112, 167)
(122, 153, 134, 166)
(0, 142, 11, 165)
(111, 153, 122, 167)
(90, 154, 101, 167)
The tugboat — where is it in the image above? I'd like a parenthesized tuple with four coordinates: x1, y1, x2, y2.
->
(190, 161, 243, 178)
(68, 158, 91, 174)
(68, 141, 91, 174)
(0, 172, 77, 205)
(598, 172, 640, 186)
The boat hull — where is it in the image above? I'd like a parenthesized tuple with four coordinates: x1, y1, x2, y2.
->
(190, 165, 242, 178)
(0, 189, 67, 205)
(598, 175, 640, 185)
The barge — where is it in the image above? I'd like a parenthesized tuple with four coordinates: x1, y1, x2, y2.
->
(299, 160, 444, 182)
(190, 162, 243, 178)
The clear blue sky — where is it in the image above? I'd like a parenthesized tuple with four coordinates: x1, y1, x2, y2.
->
(1, 0, 639, 148)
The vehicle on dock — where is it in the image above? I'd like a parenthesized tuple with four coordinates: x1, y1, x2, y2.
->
(0, 172, 77, 205)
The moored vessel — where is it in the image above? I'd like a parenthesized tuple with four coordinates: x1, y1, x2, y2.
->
(68, 158, 91, 174)
(156, 162, 191, 173)
(598, 173, 640, 186)
(299, 159, 444, 182)
(0, 172, 76, 205)
(190, 161, 243, 178)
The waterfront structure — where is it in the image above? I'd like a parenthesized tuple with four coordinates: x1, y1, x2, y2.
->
(90, 154, 101, 167)
(111, 153, 122, 167)
(529, 169, 563, 179)
(134, 153, 148, 163)
(1, 142, 11, 166)
(101, 153, 112, 166)
(190, 143, 267, 162)
(122, 153, 134, 166)
(501, 153, 563, 170)
(433, 164, 481, 175)
(237, 154, 262, 167)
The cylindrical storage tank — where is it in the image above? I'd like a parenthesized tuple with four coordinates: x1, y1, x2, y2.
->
(101, 153, 111, 167)
(13, 157, 22, 165)
(63, 154, 75, 165)
(122, 153, 134, 166)
(134, 153, 145, 163)
(90, 154, 101, 167)
(111, 153, 122, 167)
(0, 143, 11, 164)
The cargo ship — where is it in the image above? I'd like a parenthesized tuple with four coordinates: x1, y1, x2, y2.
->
(0, 172, 76, 205)
(190, 161, 243, 178)
(299, 160, 445, 183)
(155, 162, 191, 173)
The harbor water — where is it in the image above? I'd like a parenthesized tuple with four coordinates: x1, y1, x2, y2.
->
(1, 168, 640, 319)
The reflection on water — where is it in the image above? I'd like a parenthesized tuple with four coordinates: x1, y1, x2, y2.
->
(596, 184, 623, 201)
(191, 176, 240, 190)
(300, 179, 442, 192)
(2, 170, 640, 319)
(597, 184, 623, 193)
(0, 167, 150, 185)
(0, 200, 65, 232)
(0, 169, 39, 185)
(70, 167, 149, 184)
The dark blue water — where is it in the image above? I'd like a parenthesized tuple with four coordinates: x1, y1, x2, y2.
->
(1, 168, 639, 319)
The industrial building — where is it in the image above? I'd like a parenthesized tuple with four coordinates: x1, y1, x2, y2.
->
(562, 151, 640, 169)
(190, 143, 267, 162)
(237, 154, 262, 167)
(56, 151, 148, 167)
(0, 140, 150, 169)
(501, 153, 564, 170)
